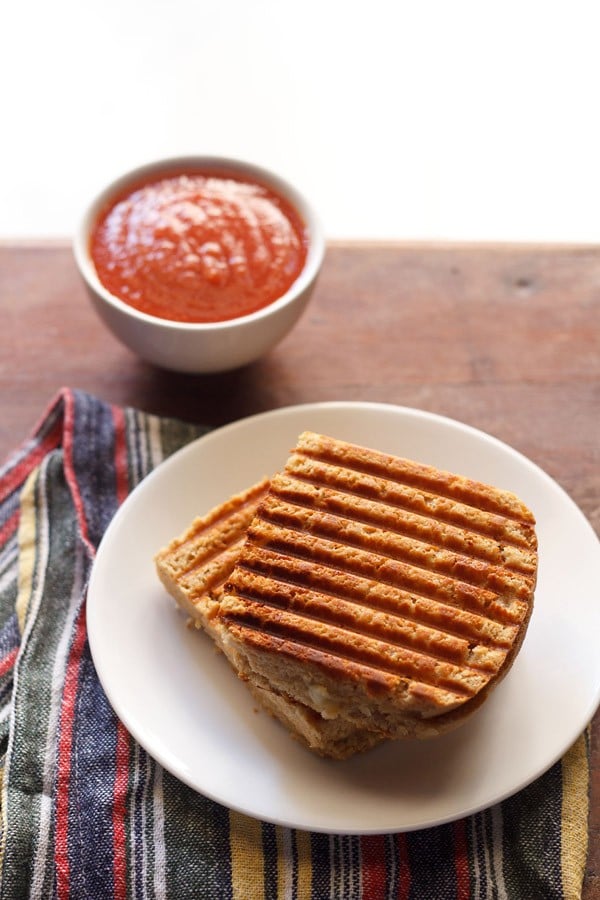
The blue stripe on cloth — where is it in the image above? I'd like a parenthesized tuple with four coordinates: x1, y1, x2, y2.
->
(64, 642, 119, 896)
(406, 823, 459, 900)
(309, 832, 333, 899)
(0, 613, 20, 661)
(262, 821, 278, 900)
(68, 390, 122, 551)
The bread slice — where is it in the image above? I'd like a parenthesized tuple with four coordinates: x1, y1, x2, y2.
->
(217, 432, 538, 740)
(154, 478, 384, 758)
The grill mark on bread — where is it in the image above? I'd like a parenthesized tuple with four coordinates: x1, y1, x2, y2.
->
(246, 519, 529, 625)
(227, 623, 398, 696)
(284, 455, 535, 552)
(233, 545, 519, 648)
(154, 478, 269, 604)
(293, 433, 535, 525)
(169, 491, 268, 579)
(226, 569, 509, 674)
(259, 493, 536, 595)
(183, 541, 246, 601)
(180, 531, 246, 579)
(222, 603, 482, 701)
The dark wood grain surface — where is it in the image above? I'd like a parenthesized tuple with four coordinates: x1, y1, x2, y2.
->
(1, 241, 599, 896)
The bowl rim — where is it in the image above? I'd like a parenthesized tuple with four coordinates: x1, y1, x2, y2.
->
(73, 155, 325, 332)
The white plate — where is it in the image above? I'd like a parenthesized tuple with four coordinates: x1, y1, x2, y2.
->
(87, 402, 600, 833)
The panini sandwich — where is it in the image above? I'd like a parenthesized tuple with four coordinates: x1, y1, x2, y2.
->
(217, 432, 538, 742)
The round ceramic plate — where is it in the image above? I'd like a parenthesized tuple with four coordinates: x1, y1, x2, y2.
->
(87, 402, 600, 833)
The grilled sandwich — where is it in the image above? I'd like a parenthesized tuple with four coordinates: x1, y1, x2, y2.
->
(217, 431, 538, 741)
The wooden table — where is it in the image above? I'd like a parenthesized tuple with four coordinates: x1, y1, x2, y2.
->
(2, 241, 599, 896)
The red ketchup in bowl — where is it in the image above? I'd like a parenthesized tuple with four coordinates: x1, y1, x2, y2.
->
(89, 169, 309, 323)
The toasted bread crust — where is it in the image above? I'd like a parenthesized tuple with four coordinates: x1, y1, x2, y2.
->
(293, 431, 536, 525)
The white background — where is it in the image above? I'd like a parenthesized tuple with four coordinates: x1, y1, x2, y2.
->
(2, 0, 600, 242)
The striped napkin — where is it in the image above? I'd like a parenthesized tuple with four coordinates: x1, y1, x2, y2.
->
(0, 388, 590, 899)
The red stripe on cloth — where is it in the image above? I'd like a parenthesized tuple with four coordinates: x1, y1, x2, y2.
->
(112, 720, 130, 900)
(55, 603, 88, 900)
(453, 819, 471, 899)
(111, 405, 130, 506)
(396, 833, 411, 900)
(0, 414, 63, 505)
(61, 390, 95, 559)
(0, 508, 19, 547)
(0, 646, 18, 677)
(360, 835, 387, 900)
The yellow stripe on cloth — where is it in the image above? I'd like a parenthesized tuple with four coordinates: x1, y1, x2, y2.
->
(294, 830, 313, 899)
(229, 810, 265, 900)
(15, 469, 40, 635)
(561, 730, 590, 900)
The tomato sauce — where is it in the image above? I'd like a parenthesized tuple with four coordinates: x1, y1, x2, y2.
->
(89, 169, 309, 323)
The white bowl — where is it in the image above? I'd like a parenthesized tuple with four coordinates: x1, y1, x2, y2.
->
(73, 156, 324, 373)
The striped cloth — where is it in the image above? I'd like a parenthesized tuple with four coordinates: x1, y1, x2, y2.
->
(0, 388, 590, 899)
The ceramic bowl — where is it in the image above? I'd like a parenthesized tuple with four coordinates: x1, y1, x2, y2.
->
(73, 156, 324, 373)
